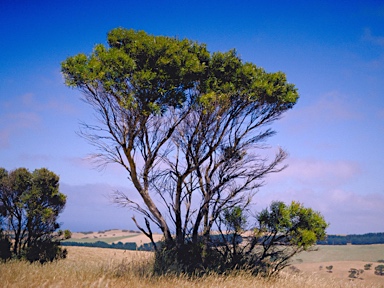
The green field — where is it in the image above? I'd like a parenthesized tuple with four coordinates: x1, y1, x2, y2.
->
(293, 244, 384, 263)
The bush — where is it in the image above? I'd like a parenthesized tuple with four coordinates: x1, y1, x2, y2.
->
(0, 235, 11, 261)
(375, 265, 384, 276)
(152, 201, 327, 277)
(348, 268, 363, 279)
(26, 240, 67, 264)
(153, 240, 232, 275)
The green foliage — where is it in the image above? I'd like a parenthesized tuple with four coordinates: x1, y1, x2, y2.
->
(62, 28, 298, 115)
(62, 229, 72, 240)
(62, 28, 210, 114)
(364, 263, 372, 270)
(258, 201, 328, 250)
(0, 167, 68, 263)
(248, 201, 328, 276)
(223, 206, 247, 234)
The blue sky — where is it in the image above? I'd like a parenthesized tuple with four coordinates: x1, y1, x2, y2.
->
(0, 1, 383, 234)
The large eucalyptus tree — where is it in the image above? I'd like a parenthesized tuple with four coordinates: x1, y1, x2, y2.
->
(61, 28, 299, 263)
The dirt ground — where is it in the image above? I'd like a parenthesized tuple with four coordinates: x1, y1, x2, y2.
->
(293, 260, 384, 286)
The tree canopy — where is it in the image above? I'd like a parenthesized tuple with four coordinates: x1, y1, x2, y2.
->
(62, 28, 303, 273)
(0, 167, 69, 263)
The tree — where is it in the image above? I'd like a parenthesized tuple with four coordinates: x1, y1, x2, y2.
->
(0, 167, 69, 263)
(61, 28, 299, 273)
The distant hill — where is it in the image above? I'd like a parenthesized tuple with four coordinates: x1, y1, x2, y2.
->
(62, 229, 163, 251)
(66, 229, 163, 245)
(62, 229, 384, 250)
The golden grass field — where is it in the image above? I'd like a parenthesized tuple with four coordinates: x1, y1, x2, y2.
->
(1, 239, 384, 287)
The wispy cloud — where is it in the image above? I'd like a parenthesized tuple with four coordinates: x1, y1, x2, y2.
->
(281, 91, 363, 135)
(301, 91, 362, 122)
(0, 92, 78, 148)
(0, 112, 40, 148)
(21, 93, 77, 115)
(361, 28, 384, 70)
(363, 28, 384, 47)
(275, 157, 361, 187)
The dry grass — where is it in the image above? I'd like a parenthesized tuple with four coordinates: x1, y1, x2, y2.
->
(1, 246, 384, 287)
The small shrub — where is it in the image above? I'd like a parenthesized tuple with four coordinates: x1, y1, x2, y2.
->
(288, 266, 301, 274)
(26, 240, 67, 264)
(348, 268, 364, 279)
(153, 241, 206, 275)
(364, 263, 372, 270)
(0, 235, 11, 261)
(375, 265, 384, 276)
(349, 268, 357, 279)
(326, 265, 333, 273)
